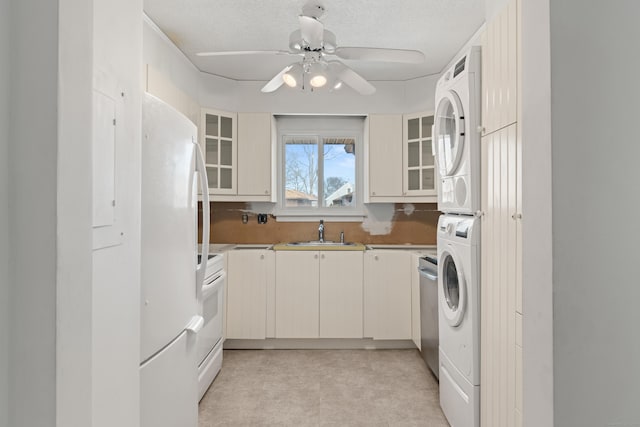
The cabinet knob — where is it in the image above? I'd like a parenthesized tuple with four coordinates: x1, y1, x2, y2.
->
(314, 254, 318, 259)
(321, 254, 325, 259)
(264, 190, 269, 194)
(374, 255, 379, 261)
(372, 191, 376, 196)
(260, 254, 265, 260)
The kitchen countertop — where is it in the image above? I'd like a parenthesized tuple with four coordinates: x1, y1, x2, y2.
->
(271, 242, 367, 251)
(204, 243, 435, 253)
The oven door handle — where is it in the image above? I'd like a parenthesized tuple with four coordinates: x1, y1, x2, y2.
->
(203, 271, 226, 297)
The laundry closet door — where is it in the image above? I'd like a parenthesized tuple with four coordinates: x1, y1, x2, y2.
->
(480, 1, 522, 425)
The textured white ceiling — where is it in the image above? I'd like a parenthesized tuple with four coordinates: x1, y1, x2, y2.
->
(143, 0, 485, 82)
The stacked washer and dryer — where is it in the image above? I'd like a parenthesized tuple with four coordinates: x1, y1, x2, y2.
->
(433, 46, 481, 427)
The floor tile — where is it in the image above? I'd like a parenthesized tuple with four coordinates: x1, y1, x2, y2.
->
(198, 349, 449, 427)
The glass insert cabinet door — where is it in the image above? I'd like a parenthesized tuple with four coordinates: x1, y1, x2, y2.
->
(404, 112, 436, 196)
(201, 108, 236, 194)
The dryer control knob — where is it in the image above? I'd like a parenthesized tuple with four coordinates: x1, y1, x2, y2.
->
(446, 223, 455, 234)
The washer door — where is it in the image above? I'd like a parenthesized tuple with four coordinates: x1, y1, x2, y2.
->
(434, 91, 465, 177)
(439, 248, 467, 327)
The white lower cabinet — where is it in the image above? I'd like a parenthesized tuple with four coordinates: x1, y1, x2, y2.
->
(319, 251, 364, 338)
(275, 250, 364, 339)
(226, 249, 274, 339)
(410, 253, 422, 350)
(364, 250, 412, 340)
(275, 251, 320, 338)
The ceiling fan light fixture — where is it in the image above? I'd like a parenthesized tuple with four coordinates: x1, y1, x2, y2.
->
(310, 74, 327, 88)
(283, 73, 297, 87)
(308, 61, 328, 88)
(282, 63, 303, 87)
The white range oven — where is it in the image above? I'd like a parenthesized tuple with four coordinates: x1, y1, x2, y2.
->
(196, 252, 225, 401)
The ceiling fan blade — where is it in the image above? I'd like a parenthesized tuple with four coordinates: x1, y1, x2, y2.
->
(298, 15, 324, 50)
(196, 50, 292, 57)
(334, 47, 425, 63)
(328, 61, 376, 95)
(261, 65, 294, 93)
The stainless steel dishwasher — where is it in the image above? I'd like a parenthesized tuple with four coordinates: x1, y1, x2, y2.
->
(418, 255, 439, 379)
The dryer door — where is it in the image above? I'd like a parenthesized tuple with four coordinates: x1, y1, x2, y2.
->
(434, 91, 465, 177)
(439, 247, 467, 327)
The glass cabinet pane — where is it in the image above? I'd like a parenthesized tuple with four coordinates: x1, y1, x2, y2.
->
(206, 138, 218, 165)
(220, 168, 232, 189)
(205, 115, 218, 137)
(220, 140, 232, 166)
(407, 118, 419, 140)
(422, 168, 435, 190)
(408, 141, 420, 167)
(220, 116, 233, 138)
(206, 167, 218, 189)
(422, 140, 434, 166)
(408, 169, 420, 190)
(421, 116, 434, 138)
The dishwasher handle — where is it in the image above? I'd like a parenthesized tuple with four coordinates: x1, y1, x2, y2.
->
(418, 267, 438, 281)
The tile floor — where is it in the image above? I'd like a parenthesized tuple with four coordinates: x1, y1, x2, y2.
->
(199, 349, 449, 426)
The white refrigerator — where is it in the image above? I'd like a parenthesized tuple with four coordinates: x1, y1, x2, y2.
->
(140, 93, 210, 427)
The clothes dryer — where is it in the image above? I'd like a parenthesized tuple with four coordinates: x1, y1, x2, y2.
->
(437, 214, 480, 427)
(434, 47, 481, 214)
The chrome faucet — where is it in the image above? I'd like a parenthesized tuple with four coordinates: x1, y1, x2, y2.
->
(318, 220, 325, 243)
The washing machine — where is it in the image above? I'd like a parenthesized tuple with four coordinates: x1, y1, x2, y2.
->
(434, 46, 481, 215)
(437, 214, 480, 427)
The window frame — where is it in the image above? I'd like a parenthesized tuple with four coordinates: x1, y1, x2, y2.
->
(274, 116, 364, 220)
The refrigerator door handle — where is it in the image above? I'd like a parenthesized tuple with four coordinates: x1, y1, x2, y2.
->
(194, 141, 210, 298)
(185, 315, 204, 334)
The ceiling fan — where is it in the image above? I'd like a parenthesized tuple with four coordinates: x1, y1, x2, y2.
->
(196, 3, 425, 95)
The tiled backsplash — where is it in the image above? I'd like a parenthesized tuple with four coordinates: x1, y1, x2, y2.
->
(200, 202, 439, 245)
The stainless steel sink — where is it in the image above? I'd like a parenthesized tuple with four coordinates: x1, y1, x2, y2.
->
(286, 241, 357, 247)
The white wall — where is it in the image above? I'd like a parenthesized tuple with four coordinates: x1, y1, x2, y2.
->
(56, 0, 93, 425)
(228, 80, 418, 114)
(549, 2, 640, 426)
(8, 0, 58, 425)
(91, 0, 142, 426)
(0, 0, 9, 425)
(520, 0, 554, 426)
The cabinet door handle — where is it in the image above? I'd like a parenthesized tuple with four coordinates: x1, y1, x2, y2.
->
(512, 213, 522, 220)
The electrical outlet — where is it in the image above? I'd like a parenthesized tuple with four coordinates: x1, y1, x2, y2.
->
(257, 214, 267, 224)
(241, 214, 249, 224)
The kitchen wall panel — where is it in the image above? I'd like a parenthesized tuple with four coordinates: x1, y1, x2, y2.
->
(202, 202, 439, 245)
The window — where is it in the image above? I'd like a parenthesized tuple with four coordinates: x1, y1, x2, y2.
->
(276, 116, 364, 218)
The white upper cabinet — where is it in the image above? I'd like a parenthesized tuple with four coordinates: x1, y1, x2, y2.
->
(200, 108, 237, 196)
(200, 110, 274, 201)
(367, 113, 437, 203)
(403, 112, 437, 198)
(237, 113, 274, 201)
(368, 114, 404, 199)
